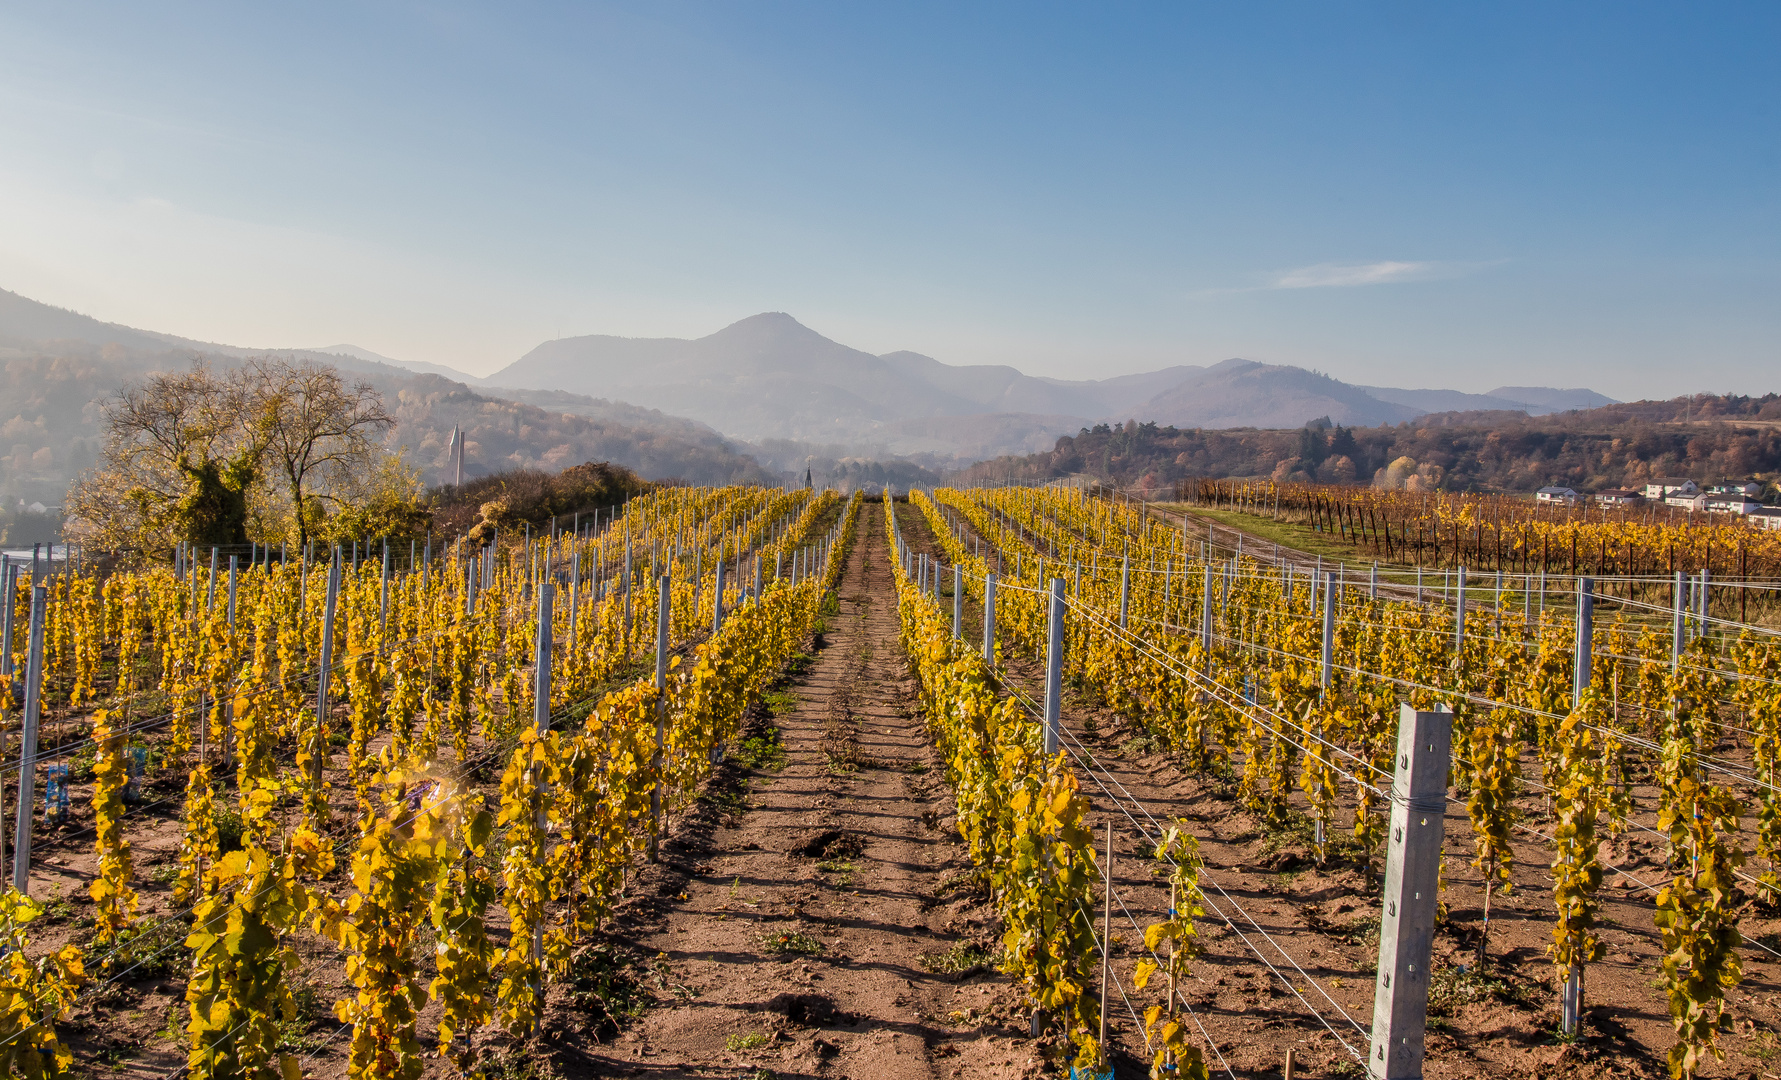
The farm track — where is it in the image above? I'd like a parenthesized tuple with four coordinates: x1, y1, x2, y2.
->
(566, 504, 1042, 1079)
(1084, 500, 1436, 606)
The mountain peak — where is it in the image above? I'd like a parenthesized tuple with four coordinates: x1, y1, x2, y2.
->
(697, 312, 863, 361)
(705, 311, 815, 338)
(1486, 386, 1619, 410)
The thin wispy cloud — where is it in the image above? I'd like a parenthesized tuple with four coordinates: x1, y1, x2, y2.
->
(1270, 260, 1446, 289)
(1189, 259, 1500, 300)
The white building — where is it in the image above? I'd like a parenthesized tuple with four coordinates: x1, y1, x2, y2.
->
(1750, 508, 1781, 530)
(1537, 486, 1579, 505)
(1644, 478, 1699, 500)
(1705, 492, 1762, 514)
(1593, 488, 1642, 506)
(1710, 481, 1763, 497)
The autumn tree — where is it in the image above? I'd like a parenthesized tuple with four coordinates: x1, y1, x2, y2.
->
(249, 358, 395, 549)
(68, 357, 407, 556)
(67, 362, 263, 554)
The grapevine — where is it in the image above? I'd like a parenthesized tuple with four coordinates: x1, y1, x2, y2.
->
(87, 710, 137, 947)
(1131, 825, 1211, 1080)
(1655, 776, 1745, 1079)
(0, 891, 84, 1080)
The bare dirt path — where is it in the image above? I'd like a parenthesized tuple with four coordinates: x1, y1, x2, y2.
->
(571, 503, 1039, 1079)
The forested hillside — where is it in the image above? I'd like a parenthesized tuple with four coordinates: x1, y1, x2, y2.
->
(0, 344, 775, 522)
(955, 393, 1781, 496)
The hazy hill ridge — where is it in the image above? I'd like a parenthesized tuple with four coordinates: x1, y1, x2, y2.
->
(0, 289, 775, 503)
(488, 312, 1615, 452)
(1, 285, 1621, 500)
(302, 343, 483, 384)
(1360, 384, 1617, 414)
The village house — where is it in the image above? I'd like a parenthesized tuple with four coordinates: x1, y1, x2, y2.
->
(1643, 477, 1699, 500)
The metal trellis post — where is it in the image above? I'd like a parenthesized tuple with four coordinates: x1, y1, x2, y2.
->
(650, 575, 670, 862)
(1321, 572, 1335, 690)
(982, 572, 997, 662)
(10, 586, 46, 895)
(1201, 564, 1213, 649)
(1043, 577, 1065, 756)
(713, 560, 725, 635)
(1119, 555, 1130, 630)
(1452, 566, 1467, 655)
(380, 541, 390, 635)
(1563, 576, 1594, 1033)
(952, 563, 962, 639)
(312, 554, 341, 794)
(1671, 570, 1684, 671)
(535, 582, 554, 734)
(1367, 703, 1452, 1080)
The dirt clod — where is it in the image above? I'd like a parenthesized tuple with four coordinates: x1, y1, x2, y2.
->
(792, 829, 851, 857)
(765, 991, 845, 1027)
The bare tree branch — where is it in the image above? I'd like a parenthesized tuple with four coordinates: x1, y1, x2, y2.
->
(249, 358, 395, 548)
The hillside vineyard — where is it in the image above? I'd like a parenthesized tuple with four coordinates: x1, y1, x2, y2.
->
(4, 482, 1781, 1077)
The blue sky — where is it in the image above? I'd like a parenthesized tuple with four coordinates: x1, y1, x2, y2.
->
(0, 3, 1776, 397)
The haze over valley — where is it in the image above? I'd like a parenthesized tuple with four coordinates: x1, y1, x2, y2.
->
(2, 286, 1620, 510)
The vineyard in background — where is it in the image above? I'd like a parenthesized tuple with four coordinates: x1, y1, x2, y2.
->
(0, 483, 861, 1079)
(1185, 478, 1781, 622)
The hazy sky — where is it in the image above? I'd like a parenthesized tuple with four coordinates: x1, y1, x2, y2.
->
(1, 3, 1776, 397)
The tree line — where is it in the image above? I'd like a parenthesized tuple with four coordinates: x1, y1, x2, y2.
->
(955, 394, 1781, 498)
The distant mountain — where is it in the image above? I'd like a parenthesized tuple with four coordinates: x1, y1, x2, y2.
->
(1044, 366, 1214, 417)
(1360, 386, 1532, 414)
(874, 350, 1088, 416)
(0, 288, 414, 374)
(0, 288, 776, 502)
(1137, 359, 1420, 428)
(0, 285, 1629, 501)
(1361, 384, 1621, 415)
(492, 315, 1230, 442)
(304, 343, 484, 384)
(487, 313, 1610, 454)
(1488, 386, 1618, 412)
(487, 313, 1020, 447)
(0, 288, 216, 354)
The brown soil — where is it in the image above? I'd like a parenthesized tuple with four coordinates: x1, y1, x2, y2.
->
(540, 504, 1043, 1079)
(26, 497, 1781, 1078)
(965, 501, 1781, 1080)
(1026, 679, 1729, 1080)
